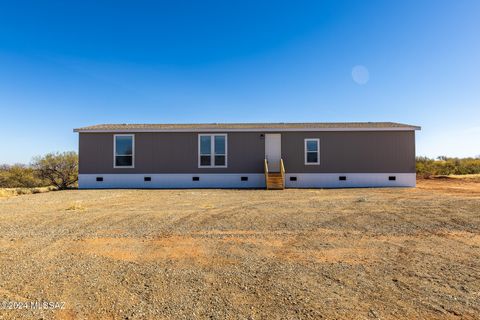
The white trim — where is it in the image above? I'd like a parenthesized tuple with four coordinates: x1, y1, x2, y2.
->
(79, 173, 265, 189)
(78, 173, 416, 189)
(304, 138, 320, 165)
(113, 134, 135, 168)
(285, 173, 416, 188)
(198, 134, 228, 168)
(75, 127, 420, 133)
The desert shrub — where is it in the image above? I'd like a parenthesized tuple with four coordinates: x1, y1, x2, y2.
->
(0, 164, 45, 188)
(15, 188, 30, 195)
(416, 157, 480, 178)
(66, 201, 85, 211)
(31, 152, 78, 190)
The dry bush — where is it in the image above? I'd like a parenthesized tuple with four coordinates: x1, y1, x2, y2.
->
(0, 189, 11, 198)
(15, 188, 30, 195)
(0, 164, 46, 188)
(0, 187, 56, 198)
(416, 157, 480, 178)
(66, 201, 85, 211)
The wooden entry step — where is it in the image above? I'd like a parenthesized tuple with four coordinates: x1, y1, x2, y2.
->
(264, 159, 285, 190)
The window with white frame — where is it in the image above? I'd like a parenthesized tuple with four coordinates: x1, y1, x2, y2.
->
(304, 138, 320, 165)
(114, 134, 134, 168)
(199, 134, 227, 167)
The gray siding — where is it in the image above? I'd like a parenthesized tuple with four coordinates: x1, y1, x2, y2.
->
(282, 131, 416, 173)
(79, 132, 265, 174)
(79, 131, 415, 174)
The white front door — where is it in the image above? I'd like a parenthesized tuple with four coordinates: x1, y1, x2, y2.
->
(265, 134, 281, 172)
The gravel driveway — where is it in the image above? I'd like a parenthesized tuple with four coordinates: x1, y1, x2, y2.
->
(0, 179, 479, 319)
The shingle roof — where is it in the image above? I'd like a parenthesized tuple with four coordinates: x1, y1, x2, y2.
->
(74, 122, 420, 132)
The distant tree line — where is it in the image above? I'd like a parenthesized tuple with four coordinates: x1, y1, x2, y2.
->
(416, 156, 480, 178)
(0, 152, 78, 189)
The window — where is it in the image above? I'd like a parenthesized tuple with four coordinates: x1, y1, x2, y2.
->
(114, 134, 134, 168)
(304, 138, 320, 165)
(198, 134, 227, 167)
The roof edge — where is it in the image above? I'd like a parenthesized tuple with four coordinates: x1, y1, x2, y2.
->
(74, 126, 421, 133)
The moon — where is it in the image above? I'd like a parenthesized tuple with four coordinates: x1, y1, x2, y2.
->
(352, 65, 369, 85)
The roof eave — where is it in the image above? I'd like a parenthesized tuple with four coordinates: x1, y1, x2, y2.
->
(74, 126, 421, 133)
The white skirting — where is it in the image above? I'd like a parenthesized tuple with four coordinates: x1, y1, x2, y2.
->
(285, 173, 416, 188)
(78, 174, 266, 189)
(78, 173, 416, 189)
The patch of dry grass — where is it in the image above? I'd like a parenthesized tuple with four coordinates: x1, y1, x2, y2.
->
(65, 201, 85, 211)
(440, 173, 480, 179)
(0, 186, 56, 198)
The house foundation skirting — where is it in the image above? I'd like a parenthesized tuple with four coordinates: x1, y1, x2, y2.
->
(78, 173, 416, 189)
(285, 173, 415, 188)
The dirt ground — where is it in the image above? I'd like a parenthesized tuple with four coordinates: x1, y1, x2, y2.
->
(0, 179, 479, 319)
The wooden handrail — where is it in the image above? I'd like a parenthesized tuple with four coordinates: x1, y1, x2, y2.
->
(280, 158, 285, 188)
(264, 159, 269, 189)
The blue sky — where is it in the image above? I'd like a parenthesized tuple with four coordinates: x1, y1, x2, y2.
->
(1, 0, 479, 163)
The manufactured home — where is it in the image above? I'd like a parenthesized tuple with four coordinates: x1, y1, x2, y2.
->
(74, 122, 420, 189)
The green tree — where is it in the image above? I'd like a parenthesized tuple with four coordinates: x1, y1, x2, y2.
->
(32, 152, 78, 189)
